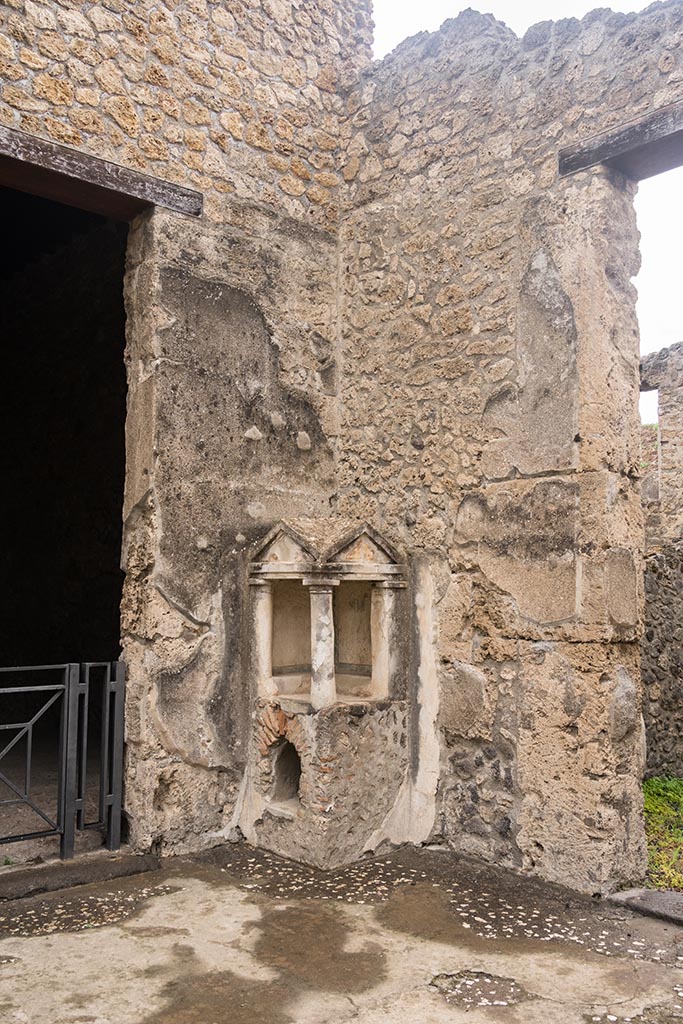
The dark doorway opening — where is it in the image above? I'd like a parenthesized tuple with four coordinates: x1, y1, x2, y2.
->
(0, 186, 128, 860)
(0, 187, 127, 666)
(271, 740, 302, 804)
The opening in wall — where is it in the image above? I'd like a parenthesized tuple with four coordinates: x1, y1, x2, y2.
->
(251, 522, 405, 708)
(635, 166, 683, 386)
(334, 582, 373, 699)
(634, 169, 682, 521)
(271, 580, 311, 696)
(0, 185, 127, 858)
(270, 740, 301, 804)
(0, 187, 127, 666)
(640, 388, 659, 426)
(640, 397, 661, 504)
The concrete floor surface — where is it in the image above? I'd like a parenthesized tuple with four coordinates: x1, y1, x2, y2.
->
(1, 845, 683, 1023)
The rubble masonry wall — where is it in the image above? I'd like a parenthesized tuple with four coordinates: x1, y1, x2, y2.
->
(4, 0, 683, 890)
(335, 4, 683, 890)
(641, 342, 683, 777)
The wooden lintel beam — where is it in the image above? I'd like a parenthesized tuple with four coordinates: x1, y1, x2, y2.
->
(559, 99, 683, 181)
(0, 125, 203, 220)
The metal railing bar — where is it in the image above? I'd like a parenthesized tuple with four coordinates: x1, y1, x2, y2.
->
(80, 663, 103, 829)
(0, 725, 29, 762)
(76, 671, 88, 831)
(0, 829, 61, 844)
(25, 724, 31, 798)
(0, 665, 71, 674)
(0, 688, 63, 770)
(99, 669, 111, 826)
(0, 660, 125, 857)
(0, 769, 57, 829)
(56, 666, 68, 843)
(59, 664, 80, 859)
(0, 690, 64, 760)
(107, 662, 125, 851)
(26, 690, 64, 728)
(0, 685, 65, 694)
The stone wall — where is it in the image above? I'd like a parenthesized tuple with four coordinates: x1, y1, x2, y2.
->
(332, 5, 683, 893)
(640, 343, 683, 777)
(640, 423, 659, 503)
(0, 0, 372, 229)
(4, 0, 683, 892)
(641, 342, 683, 544)
(249, 700, 409, 868)
(0, 0, 374, 853)
(642, 545, 683, 776)
(121, 204, 342, 851)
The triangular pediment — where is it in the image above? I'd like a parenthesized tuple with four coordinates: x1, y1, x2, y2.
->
(327, 526, 400, 566)
(252, 523, 318, 564)
(260, 533, 313, 564)
(251, 521, 403, 575)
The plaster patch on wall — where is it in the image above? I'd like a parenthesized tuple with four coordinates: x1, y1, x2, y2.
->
(364, 559, 440, 851)
(150, 586, 227, 767)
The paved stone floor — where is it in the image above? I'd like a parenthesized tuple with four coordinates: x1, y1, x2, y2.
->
(2, 845, 683, 1023)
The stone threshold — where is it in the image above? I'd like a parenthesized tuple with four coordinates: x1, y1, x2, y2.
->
(606, 887, 683, 926)
(0, 848, 160, 904)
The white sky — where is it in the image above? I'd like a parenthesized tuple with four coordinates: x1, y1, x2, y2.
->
(372, 1, 683, 423)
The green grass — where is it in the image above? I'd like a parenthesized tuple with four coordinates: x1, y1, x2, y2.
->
(643, 776, 683, 890)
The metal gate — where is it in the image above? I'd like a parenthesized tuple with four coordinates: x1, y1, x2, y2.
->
(0, 662, 125, 858)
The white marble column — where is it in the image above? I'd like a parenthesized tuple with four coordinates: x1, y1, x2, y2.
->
(306, 582, 337, 710)
(371, 582, 396, 698)
(250, 580, 276, 698)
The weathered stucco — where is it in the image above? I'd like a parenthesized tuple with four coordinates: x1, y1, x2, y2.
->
(4, 0, 683, 891)
(121, 204, 340, 851)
